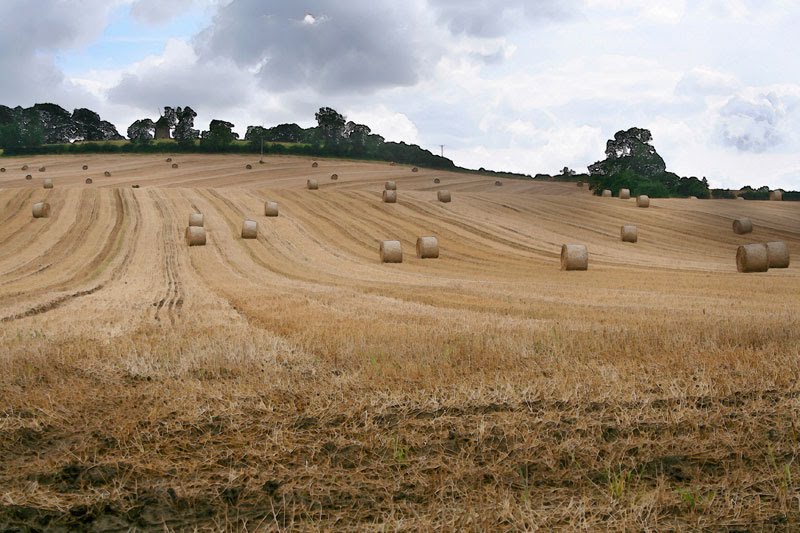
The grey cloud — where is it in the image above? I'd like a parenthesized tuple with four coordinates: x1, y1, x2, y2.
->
(715, 93, 791, 152)
(130, 0, 200, 26)
(194, 0, 431, 94)
(429, 0, 577, 38)
(0, 0, 114, 106)
(108, 59, 252, 112)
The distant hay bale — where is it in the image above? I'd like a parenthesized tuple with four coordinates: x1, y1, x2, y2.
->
(307, 179, 319, 190)
(85, 178, 93, 184)
(185, 226, 206, 246)
(770, 190, 783, 201)
(264, 201, 279, 217)
(736, 243, 769, 273)
(412, 167, 419, 172)
(416, 236, 439, 259)
(389, 162, 396, 166)
(21, 165, 28, 171)
(561, 244, 588, 271)
(385, 181, 396, 190)
(132, 184, 140, 188)
(312, 162, 319, 168)
(437, 190, 451, 203)
(382, 190, 397, 203)
(330, 174, 338, 180)
(636, 195, 650, 208)
(189, 213, 204, 227)
(171, 163, 178, 169)
(0, 167, 5, 172)
(619, 188, 631, 199)
(104, 171, 111, 177)
(736, 196, 745, 201)
(766, 241, 790, 268)
(38, 166, 46, 172)
(25, 175, 32, 180)
(602, 189, 612, 197)
(433, 178, 440, 184)
(246, 164, 252, 169)
(166, 157, 172, 163)
(732, 217, 753, 235)
(495, 180, 503, 186)
(82, 165, 88, 170)
(689, 196, 698, 200)
(241, 219, 258, 239)
(43, 178, 53, 189)
(259, 159, 264, 164)
(32, 202, 50, 218)
(620, 224, 638, 243)
(380, 240, 402, 263)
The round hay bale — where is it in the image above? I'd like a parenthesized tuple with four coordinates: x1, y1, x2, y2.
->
(619, 188, 631, 199)
(25, 175, 32, 180)
(166, 157, 172, 163)
(241, 219, 258, 239)
(21, 165, 28, 171)
(82, 165, 88, 170)
(189, 213, 204, 227)
(259, 159, 265, 164)
(171, 163, 178, 169)
(246, 164, 252, 169)
(104, 171, 111, 177)
(330, 174, 338, 181)
(736, 196, 745, 201)
(561, 244, 588, 271)
(85, 178, 93, 184)
(307, 179, 319, 190)
(32, 201, 50, 218)
(38, 166, 46, 172)
(416, 236, 439, 259)
(732, 217, 753, 235)
(766, 241, 790, 268)
(433, 178, 440, 184)
(264, 200, 279, 217)
(43, 178, 53, 189)
(620, 224, 638, 243)
(389, 162, 396, 166)
(380, 240, 402, 263)
(132, 184, 140, 188)
(602, 189, 612, 197)
(736, 243, 769, 273)
(411, 167, 419, 173)
(495, 180, 503, 186)
(0, 167, 5, 172)
(636, 195, 650, 208)
(689, 196, 698, 200)
(437, 190, 451, 203)
(185, 226, 206, 246)
(385, 181, 396, 190)
(770, 190, 783, 201)
(382, 190, 397, 203)
(312, 162, 318, 168)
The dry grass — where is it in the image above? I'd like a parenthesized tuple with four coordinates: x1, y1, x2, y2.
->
(0, 154, 799, 530)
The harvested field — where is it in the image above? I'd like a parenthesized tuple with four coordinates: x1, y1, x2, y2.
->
(0, 154, 799, 530)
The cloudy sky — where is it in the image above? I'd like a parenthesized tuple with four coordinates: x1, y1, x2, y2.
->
(2, 0, 799, 189)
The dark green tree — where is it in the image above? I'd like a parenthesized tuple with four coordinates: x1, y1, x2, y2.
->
(174, 106, 199, 148)
(315, 107, 345, 146)
(127, 119, 156, 145)
(200, 119, 236, 151)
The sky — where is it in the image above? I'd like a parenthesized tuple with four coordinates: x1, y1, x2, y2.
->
(1, 0, 799, 190)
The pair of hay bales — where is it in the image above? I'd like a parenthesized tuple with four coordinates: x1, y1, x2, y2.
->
(737, 242, 790, 272)
(32, 202, 51, 218)
(186, 213, 207, 246)
(383, 181, 397, 202)
(380, 236, 439, 263)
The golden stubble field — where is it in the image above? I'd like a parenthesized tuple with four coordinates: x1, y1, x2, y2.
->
(0, 154, 799, 530)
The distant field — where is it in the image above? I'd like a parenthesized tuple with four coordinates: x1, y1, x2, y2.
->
(0, 154, 799, 530)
